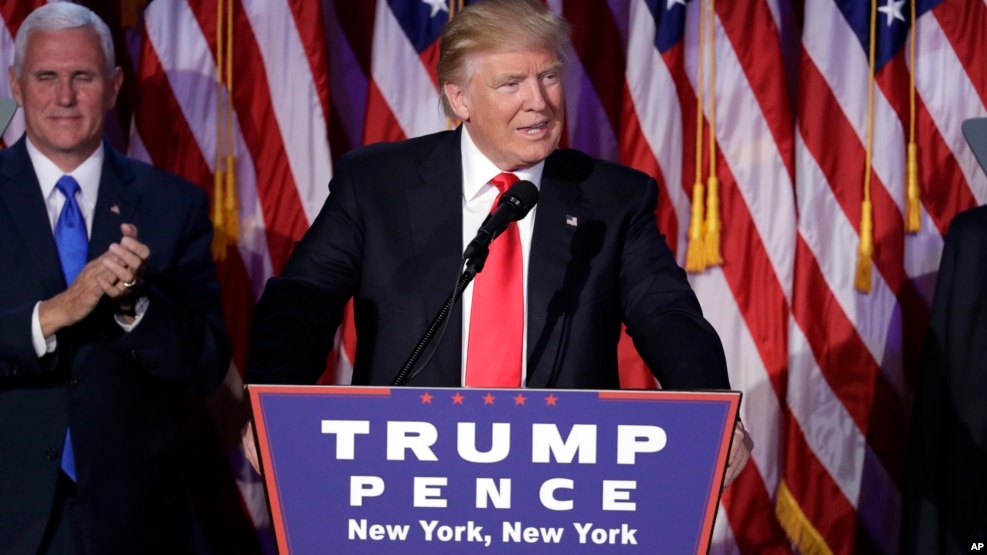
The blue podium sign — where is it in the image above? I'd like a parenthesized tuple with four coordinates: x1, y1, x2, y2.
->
(248, 386, 740, 555)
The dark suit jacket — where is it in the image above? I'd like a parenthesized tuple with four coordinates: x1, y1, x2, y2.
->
(902, 205, 987, 554)
(249, 128, 728, 390)
(0, 138, 230, 554)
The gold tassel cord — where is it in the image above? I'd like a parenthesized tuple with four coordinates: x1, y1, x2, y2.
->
(119, 0, 147, 30)
(211, 0, 239, 261)
(704, 176, 723, 265)
(222, 0, 239, 244)
(211, 0, 226, 261)
(686, 183, 707, 272)
(702, 0, 722, 267)
(855, 0, 878, 293)
(685, 0, 707, 273)
(905, 0, 921, 232)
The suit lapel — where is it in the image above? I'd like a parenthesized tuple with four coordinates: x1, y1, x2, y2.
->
(526, 150, 596, 387)
(0, 139, 68, 292)
(90, 147, 140, 257)
(405, 129, 465, 385)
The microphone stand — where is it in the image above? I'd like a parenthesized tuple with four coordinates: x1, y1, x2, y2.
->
(391, 249, 489, 386)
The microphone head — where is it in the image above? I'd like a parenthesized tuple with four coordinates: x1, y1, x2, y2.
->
(498, 180, 539, 220)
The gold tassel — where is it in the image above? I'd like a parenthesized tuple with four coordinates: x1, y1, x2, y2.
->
(775, 481, 835, 555)
(685, 183, 706, 273)
(703, 175, 723, 266)
(855, 0, 878, 294)
(855, 199, 874, 293)
(223, 0, 237, 247)
(685, 0, 708, 274)
(211, 0, 228, 261)
(119, 0, 146, 30)
(905, 0, 921, 233)
(905, 143, 920, 232)
(224, 153, 239, 241)
(210, 0, 238, 260)
(211, 170, 227, 260)
(702, 0, 721, 267)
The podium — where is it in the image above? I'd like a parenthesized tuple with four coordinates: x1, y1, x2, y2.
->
(248, 385, 740, 554)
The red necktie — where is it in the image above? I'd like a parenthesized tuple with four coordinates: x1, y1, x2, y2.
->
(466, 172, 523, 387)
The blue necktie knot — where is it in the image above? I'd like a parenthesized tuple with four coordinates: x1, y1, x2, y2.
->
(55, 174, 81, 199)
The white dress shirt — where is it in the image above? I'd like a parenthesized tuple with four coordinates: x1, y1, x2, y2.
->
(459, 125, 544, 385)
(27, 140, 145, 357)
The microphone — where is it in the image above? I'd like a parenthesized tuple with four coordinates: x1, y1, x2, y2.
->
(463, 180, 539, 260)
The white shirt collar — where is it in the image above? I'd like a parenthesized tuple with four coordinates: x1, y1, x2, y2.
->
(460, 125, 545, 197)
(26, 138, 104, 213)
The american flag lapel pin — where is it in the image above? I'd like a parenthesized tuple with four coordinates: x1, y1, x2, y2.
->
(565, 214, 578, 227)
(110, 204, 121, 215)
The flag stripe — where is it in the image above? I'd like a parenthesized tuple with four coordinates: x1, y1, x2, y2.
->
(624, 7, 690, 253)
(563, 1, 625, 141)
(619, 84, 680, 256)
(241, 0, 332, 225)
(782, 329, 879, 554)
(186, 0, 310, 273)
(931, 0, 987, 110)
(365, 0, 445, 144)
(286, 0, 333, 144)
(796, 51, 907, 484)
(632, 1, 796, 551)
(878, 59, 976, 238)
(714, 0, 795, 183)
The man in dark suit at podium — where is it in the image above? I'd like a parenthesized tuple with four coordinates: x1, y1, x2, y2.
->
(0, 4, 230, 553)
(248, 0, 752, 485)
(902, 204, 987, 553)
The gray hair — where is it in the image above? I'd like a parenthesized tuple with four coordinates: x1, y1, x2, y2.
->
(13, 3, 116, 77)
(437, 0, 572, 119)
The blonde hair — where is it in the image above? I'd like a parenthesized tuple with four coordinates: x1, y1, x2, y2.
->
(437, 0, 571, 119)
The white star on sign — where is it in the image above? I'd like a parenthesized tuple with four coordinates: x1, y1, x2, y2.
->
(877, 0, 906, 28)
(421, 0, 449, 18)
(667, 0, 686, 9)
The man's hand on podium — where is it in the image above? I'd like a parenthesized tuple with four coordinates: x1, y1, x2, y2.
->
(723, 420, 754, 488)
(242, 421, 261, 475)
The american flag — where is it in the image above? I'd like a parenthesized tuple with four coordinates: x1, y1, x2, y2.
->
(781, 1, 986, 554)
(3, 0, 986, 553)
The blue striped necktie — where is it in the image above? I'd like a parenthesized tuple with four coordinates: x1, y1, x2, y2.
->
(54, 175, 86, 481)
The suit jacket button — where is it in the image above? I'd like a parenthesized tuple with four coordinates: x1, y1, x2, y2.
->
(45, 449, 58, 460)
